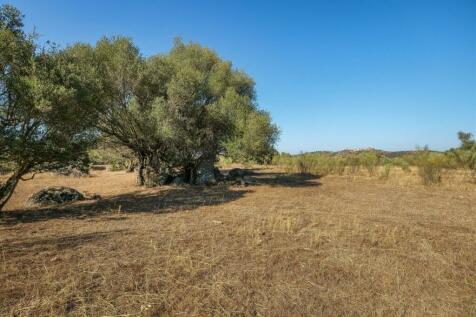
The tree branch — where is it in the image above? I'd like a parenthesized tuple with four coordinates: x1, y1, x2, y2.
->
(20, 171, 37, 181)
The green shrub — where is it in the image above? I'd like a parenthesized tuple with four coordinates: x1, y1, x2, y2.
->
(272, 133, 476, 186)
(296, 157, 308, 174)
(0, 161, 15, 175)
(359, 151, 380, 176)
(379, 164, 391, 180)
(392, 158, 411, 173)
(447, 132, 476, 183)
(108, 163, 125, 172)
(334, 157, 346, 175)
(415, 150, 447, 185)
(346, 155, 360, 174)
(217, 156, 231, 167)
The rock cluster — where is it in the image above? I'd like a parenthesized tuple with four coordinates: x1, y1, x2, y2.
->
(227, 168, 249, 179)
(143, 162, 226, 187)
(28, 186, 85, 206)
(141, 166, 255, 187)
(225, 168, 256, 186)
(56, 166, 89, 177)
(196, 161, 225, 185)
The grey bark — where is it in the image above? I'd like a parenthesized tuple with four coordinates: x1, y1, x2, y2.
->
(136, 158, 145, 186)
(0, 172, 22, 211)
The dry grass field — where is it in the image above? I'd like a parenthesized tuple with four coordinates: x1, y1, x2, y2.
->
(1, 168, 475, 316)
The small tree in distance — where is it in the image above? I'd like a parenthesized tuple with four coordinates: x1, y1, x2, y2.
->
(448, 131, 476, 181)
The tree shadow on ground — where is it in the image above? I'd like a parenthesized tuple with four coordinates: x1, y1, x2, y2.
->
(1, 185, 252, 225)
(242, 171, 322, 188)
(1, 170, 321, 225)
(1, 230, 129, 254)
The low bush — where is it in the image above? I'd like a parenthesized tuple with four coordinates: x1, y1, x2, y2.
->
(448, 132, 476, 183)
(379, 164, 391, 180)
(392, 158, 411, 173)
(414, 149, 447, 185)
(107, 163, 125, 172)
(359, 152, 380, 176)
(271, 133, 476, 186)
(0, 162, 15, 175)
(346, 155, 360, 174)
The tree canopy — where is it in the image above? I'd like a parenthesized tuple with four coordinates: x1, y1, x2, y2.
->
(65, 36, 279, 185)
(0, 5, 98, 209)
(0, 5, 279, 209)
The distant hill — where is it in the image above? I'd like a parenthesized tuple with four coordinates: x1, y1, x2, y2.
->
(293, 148, 442, 158)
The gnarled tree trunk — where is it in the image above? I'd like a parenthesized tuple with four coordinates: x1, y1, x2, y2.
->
(126, 160, 135, 173)
(183, 164, 196, 185)
(136, 159, 146, 186)
(0, 171, 22, 211)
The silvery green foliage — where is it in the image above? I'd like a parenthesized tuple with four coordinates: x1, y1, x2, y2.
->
(0, 5, 97, 210)
(77, 37, 279, 184)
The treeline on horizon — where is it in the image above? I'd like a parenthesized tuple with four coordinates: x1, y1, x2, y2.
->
(273, 132, 476, 185)
(0, 5, 279, 210)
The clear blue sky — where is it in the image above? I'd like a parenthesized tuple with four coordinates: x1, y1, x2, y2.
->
(4, 0, 475, 153)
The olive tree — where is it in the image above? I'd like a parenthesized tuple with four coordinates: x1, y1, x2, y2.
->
(64, 36, 279, 186)
(151, 40, 239, 182)
(152, 39, 279, 180)
(82, 38, 278, 184)
(0, 5, 98, 210)
(65, 37, 172, 185)
(220, 90, 279, 164)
